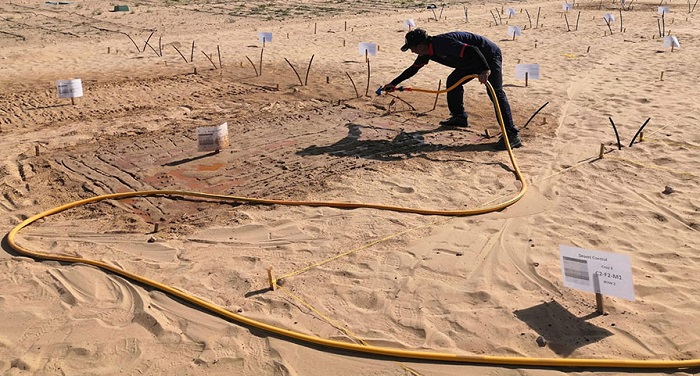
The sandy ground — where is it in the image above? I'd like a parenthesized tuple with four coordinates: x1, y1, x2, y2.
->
(1, 0, 699, 375)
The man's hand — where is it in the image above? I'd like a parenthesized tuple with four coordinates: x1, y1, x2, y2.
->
(478, 70, 491, 84)
(382, 83, 397, 92)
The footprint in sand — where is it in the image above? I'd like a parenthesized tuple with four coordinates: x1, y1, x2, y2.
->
(381, 180, 415, 194)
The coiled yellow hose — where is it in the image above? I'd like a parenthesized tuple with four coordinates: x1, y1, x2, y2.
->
(6, 78, 698, 369)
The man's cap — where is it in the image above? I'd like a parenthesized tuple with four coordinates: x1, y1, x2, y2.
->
(401, 29, 428, 52)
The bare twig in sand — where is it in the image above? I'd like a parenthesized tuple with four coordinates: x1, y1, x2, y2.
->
(0, 30, 25, 40)
(525, 9, 532, 28)
(172, 45, 188, 63)
(246, 56, 259, 76)
(201, 51, 217, 69)
(142, 31, 154, 54)
(122, 32, 141, 52)
(490, 10, 500, 25)
(629, 117, 651, 147)
(608, 117, 622, 150)
(345, 72, 360, 98)
(619, 9, 623, 32)
(386, 94, 416, 111)
(144, 41, 160, 56)
(522, 102, 549, 128)
(576, 11, 581, 31)
(284, 58, 304, 85)
(603, 17, 613, 34)
(304, 54, 314, 86)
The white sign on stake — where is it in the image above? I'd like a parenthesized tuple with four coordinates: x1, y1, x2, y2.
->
(56, 79, 83, 98)
(515, 63, 540, 79)
(505, 7, 516, 17)
(663, 35, 680, 48)
(404, 19, 416, 29)
(559, 245, 635, 301)
(358, 42, 377, 56)
(562, 3, 574, 11)
(197, 122, 230, 152)
(658, 5, 670, 14)
(258, 32, 273, 43)
(603, 13, 615, 22)
(508, 26, 522, 38)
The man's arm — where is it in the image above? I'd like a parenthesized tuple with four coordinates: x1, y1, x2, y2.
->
(383, 56, 429, 91)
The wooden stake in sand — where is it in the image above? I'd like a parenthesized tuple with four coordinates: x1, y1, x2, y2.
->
(35, 145, 40, 156)
(190, 40, 195, 62)
(217, 45, 222, 68)
(432, 80, 441, 111)
(267, 268, 276, 291)
(599, 143, 605, 158)
(595, 292, 605, 314)
(159, 36, 162, 56)
(660, 70, 664, 80)
(365, 55, 371, 96)
(259, 48, 264, 76)
(536, 7, 541, 29)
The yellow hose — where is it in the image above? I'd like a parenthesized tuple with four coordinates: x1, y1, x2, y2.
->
(6, 79, 698, 369)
